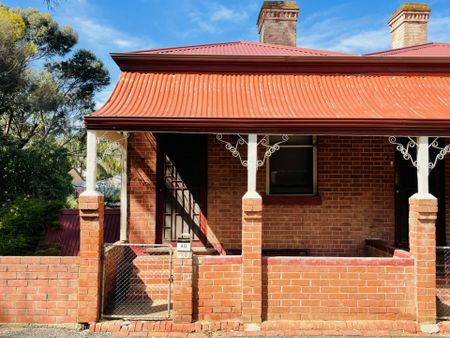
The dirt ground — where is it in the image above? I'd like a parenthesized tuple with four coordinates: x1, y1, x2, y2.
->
(0, 326, 111, 338)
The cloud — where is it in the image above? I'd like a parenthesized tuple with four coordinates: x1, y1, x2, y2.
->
(329, 29, 390, 53)
(71, 17, 152, 51)
(298, 10, 390, 54)
(429, 15, 450, 42)
(182, 2, 252, 37)
(210, 5, 247, 23)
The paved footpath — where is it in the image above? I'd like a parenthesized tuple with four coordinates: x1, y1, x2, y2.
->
(0, 327, 111, 338)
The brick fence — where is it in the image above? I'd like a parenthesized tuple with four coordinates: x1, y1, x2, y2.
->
(0, 256, 79, 324)
(263, 256, 416, 321)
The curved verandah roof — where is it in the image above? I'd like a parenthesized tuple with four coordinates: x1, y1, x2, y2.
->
(86, 44, 450, 136)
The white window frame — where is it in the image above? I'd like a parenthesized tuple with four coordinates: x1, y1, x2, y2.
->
(266, 135, 318, 196)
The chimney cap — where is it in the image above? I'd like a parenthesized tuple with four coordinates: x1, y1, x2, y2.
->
(389, 3, 431, 23)
(257, 1, 299, 32)
(260, 1, 299, 10)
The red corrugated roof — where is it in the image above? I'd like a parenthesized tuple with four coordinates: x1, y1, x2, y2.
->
(366, 42, 450, 56)
(92, 72, 450, 120)
(129, 41, 353, 56)
(44, 209, 120, 256)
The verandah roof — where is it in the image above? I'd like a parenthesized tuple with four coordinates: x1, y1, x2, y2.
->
(85, 48, 450, 136)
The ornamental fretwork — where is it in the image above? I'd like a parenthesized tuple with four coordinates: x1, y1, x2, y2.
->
(389, 136, 450, 172)
(216, 134, 289, 167)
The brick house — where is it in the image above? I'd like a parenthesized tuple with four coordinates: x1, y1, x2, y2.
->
(3, 1, 448, 336)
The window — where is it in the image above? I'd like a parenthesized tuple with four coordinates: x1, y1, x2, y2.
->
(267, 135, 317, 195)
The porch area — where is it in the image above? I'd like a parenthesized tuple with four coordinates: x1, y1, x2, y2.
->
(79, 45, 450, 333)
(77, 129, 449, 334)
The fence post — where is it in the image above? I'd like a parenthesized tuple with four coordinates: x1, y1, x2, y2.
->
(409, 194, 437, 325)
(172, 253, 193, 323)
(241, 195, 263, 326)
(78, 193, 104, 323)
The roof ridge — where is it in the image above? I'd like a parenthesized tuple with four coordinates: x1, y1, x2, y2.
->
(128, 41, 246, 54)
(126, 40, 354, 56)
(365, 42, 450, 56)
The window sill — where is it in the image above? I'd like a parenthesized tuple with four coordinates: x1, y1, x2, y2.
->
(263, 194, 322, 205)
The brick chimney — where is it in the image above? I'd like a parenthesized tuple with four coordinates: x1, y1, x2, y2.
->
(257, 1, 299, 47)
(388, 3, 431, 49)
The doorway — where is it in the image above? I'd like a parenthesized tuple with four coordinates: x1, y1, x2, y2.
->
(156, 134, 208, 245)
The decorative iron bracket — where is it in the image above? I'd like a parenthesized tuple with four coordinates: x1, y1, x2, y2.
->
(389, 136, 418, 168)
(216, 134, 248, 166)
(389, 136, 450, 172)
(429, 138, 450, 170)
(216, 134, 289, 167)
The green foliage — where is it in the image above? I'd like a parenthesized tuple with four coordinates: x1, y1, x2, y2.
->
(0, 5, 26, 40)
(0, 4, 110, 254)
(15, 6, 77, 60)
(97, 140, 122, 181)
(65, 194, 78, 209)
(0, 198, 63, 255)
(35, 240, 62, 256)
(0, 139, 72, 207)
(0, 138, 72, 255)
(0, 4, 109, 149)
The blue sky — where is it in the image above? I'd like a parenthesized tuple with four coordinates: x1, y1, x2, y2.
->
(4, 0, 450, 106)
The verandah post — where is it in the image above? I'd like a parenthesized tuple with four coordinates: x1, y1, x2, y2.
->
(78, 130, 105, 322)
(409, 136, 437, 327)
(241, 134, 263, 326)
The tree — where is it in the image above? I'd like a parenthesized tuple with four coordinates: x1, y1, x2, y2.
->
(0, 138, 72, 255)
(0, 5, 110, 149)
(0, 5, 110, 254)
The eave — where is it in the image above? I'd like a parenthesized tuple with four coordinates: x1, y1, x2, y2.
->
(84, 117, 450, 137)
(111, 53, 450, 74)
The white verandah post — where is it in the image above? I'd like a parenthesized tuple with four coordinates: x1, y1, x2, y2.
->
(78, 129, 104, 322)
(120, 135, 128, 241)
(245, 134, 259, 197)
(410, 135, 437, 326)
(416, 136, 429, 196)
(85, 129, 98, 194)
(241, 133, 263, 325)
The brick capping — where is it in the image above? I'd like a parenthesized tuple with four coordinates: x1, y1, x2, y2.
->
(263, 256, 414, 266)
(202, 255, 242, 264)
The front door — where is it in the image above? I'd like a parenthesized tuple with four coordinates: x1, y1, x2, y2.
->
(395, 138, 446, 248)
(156, 134, 208, 244)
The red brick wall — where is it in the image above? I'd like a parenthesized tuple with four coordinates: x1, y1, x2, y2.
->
(193, 256, 242, 321)
(0, 256, 79, 324)
(263, 256, 416, 321)
(128, 132, 157, 244)
(208, 135, 395, 256)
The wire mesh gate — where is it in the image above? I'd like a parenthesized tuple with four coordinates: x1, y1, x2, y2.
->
(101, 243, 173, 320)
(437, 247, 450, 319)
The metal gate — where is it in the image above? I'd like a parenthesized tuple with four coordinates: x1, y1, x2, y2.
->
(437, 246, 450, 319)
(101, 243, 173, 320)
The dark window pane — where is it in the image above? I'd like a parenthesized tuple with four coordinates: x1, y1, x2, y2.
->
(269, 147, 314, 195)
(270, 135, 313, 145)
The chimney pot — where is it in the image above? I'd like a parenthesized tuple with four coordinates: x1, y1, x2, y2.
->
(257, 1, 299, 47)
(388, 3, 431, 49)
